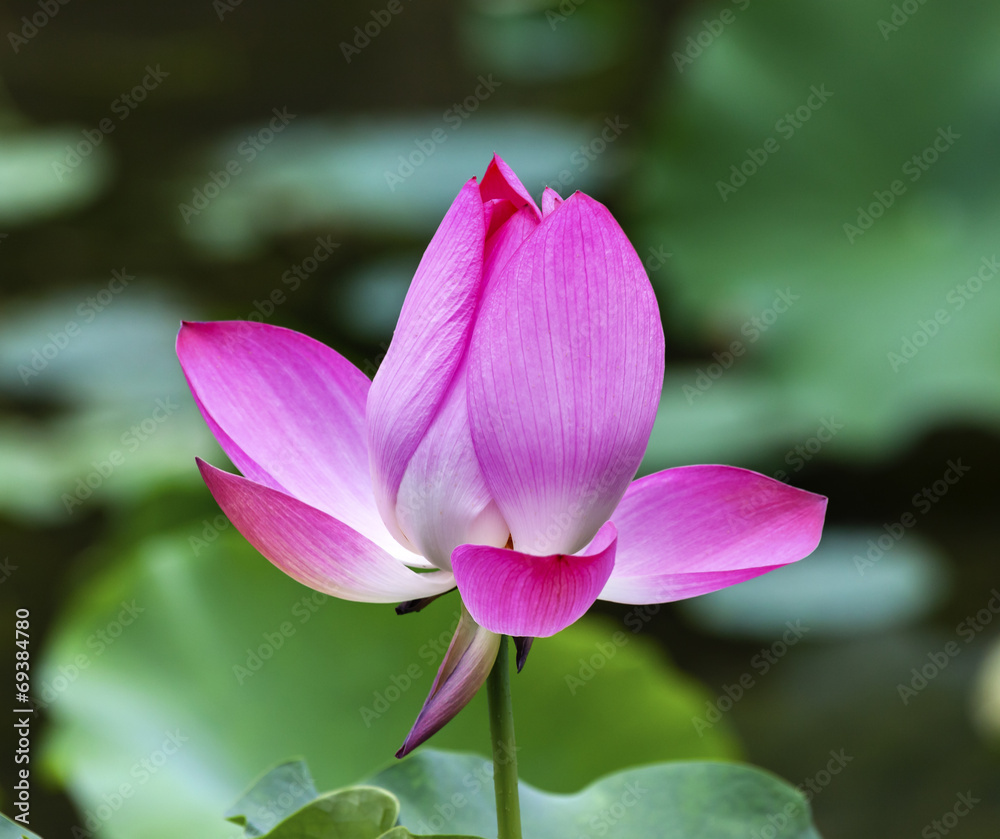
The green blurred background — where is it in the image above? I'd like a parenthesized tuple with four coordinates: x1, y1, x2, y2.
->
(1, 0, 999, 836)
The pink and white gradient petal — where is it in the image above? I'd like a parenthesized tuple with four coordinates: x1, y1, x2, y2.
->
(198, 460, 455, 603)
(600, 465, 827, 604)
(468, 193, 665, 556)
(396, 605, 501, 757)
(366, 178, 487, 547)
(452, 522, 618, 637)
(177, 321, 413, 562)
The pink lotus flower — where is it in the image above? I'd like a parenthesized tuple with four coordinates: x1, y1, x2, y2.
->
(177, 155, 826, 757)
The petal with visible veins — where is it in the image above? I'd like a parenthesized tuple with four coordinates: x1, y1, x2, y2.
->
(177, 320, 414, 561)
(600, 465, 827, 604)
(452, 522, 618, 637)
(468, 193, 664, 555)
(367, 179, 486, 545)
(396, 605, 500, 757)
(198, 459, 454, 602)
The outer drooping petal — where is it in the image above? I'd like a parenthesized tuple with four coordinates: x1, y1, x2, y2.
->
(177, 320, 413, 562)
(367, 179, 486, 546)
(396, 605, 501, 757)
(198, 460, 455, 602)
(599, 465, 828, 604)
(452, 522, 618, 637)
(468, 192, 665, 556)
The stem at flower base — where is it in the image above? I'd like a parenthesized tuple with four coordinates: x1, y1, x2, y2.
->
(487, 635, 523, 839)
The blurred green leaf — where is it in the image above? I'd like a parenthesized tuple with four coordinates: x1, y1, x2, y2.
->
(40, 523, 738, 839)
(0, 129, 111, 225)
(0, 812, 44, 839)
(257, 787, 399, 839)
(637, 0, 1000, 465)
(177, 117, 600, 259)
(681, 527, 950, 640)
(225, 760, 318, 835)
(372, 749, 822, 838)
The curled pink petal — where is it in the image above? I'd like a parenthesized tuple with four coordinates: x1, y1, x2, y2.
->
(198, 459, 455, 603)
(468, 192, 665, 555)
(479, 153, 540, 219)
(177, 321, 412, 560)
(600, 465, 827, 604)
(367, 179, 486, 544)
(451, 522, 618, 637)
(396, 605, 500, 757)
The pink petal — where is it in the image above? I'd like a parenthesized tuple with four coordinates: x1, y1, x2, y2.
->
(482, 197, 519, 240)
(479, 154, 540, 219)
(468, 192, 665, 555)
(198, 460, 455, 602)
(482, 204, 539, 293)
(395, 358, 509, 570)
(541, 187, 563, 217)
(451, 522, 618, 637)
(177, 321, 407, 560)
(393, 207, 539, 567)
(396, 605, 500, 757)
(366, 179, 486, 545)
(600, 465, 828, 604)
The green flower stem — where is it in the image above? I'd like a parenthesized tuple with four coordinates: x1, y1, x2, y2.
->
(486, 635, 523, 839)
